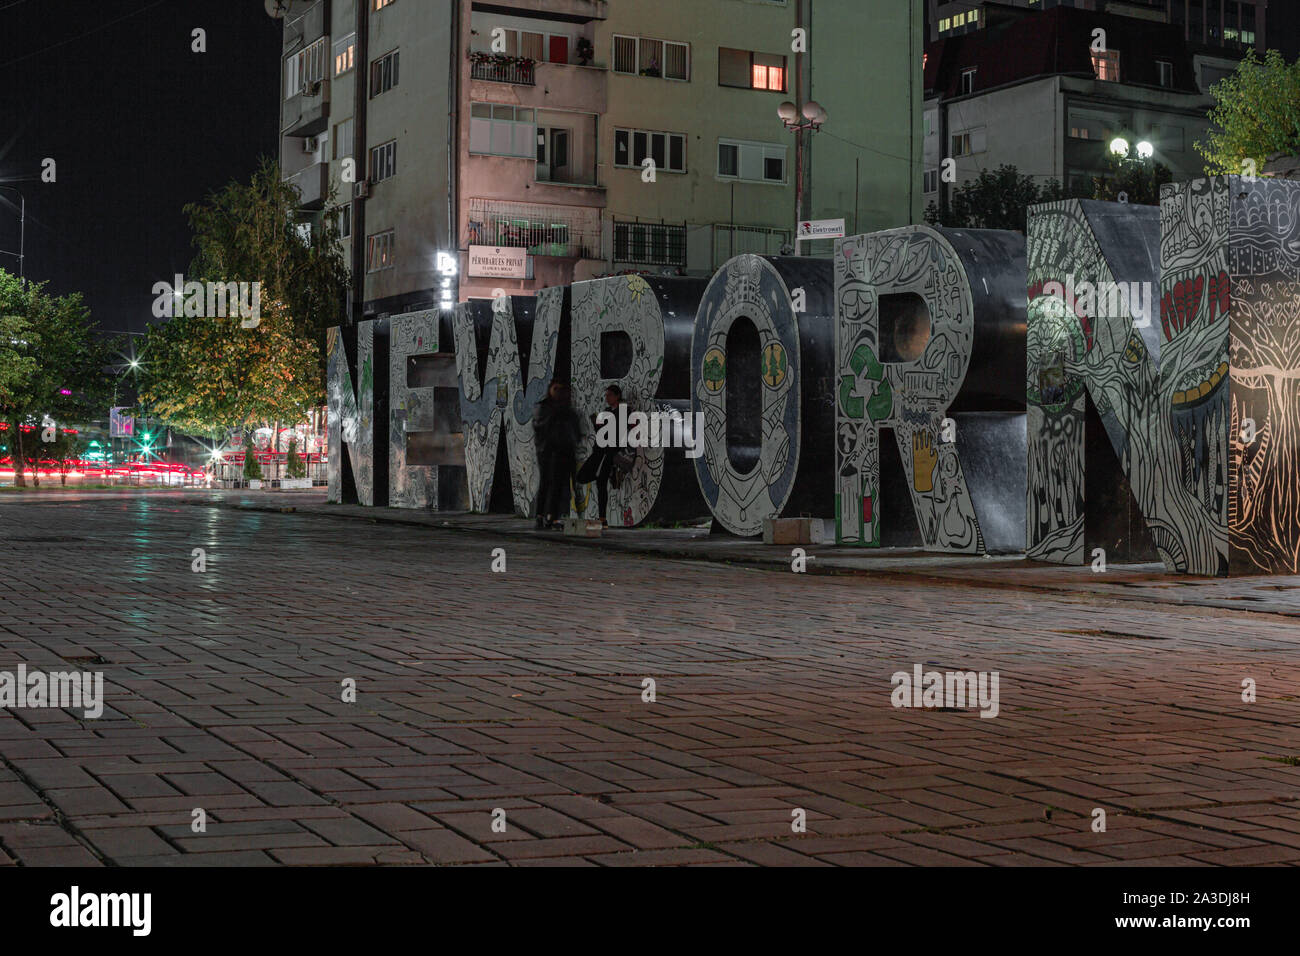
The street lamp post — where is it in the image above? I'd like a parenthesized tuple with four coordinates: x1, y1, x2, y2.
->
(0, 185, 26, 287)
(778, 100, 828, 254)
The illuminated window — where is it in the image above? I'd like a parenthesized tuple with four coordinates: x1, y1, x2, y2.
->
(334, 33, 356, 76)
(1092, 49, 1120, 82)
(954, 12, 966, 26)
(366, 230, 395, 272)
(720, 48, 787, 91)
(939, 17, 951, 32)
(373, 0, 395, 10)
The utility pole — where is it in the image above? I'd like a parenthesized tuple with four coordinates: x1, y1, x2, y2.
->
(0, 186, 26, 288)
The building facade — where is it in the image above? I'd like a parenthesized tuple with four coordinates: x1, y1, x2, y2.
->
(277, 0, 921, 315)
(929, 0, 1269, 53)
(922, 4, 1249, 211)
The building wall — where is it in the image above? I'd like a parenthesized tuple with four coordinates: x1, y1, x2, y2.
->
(363, 0, 455, 312)
(284, 0, 920, 314)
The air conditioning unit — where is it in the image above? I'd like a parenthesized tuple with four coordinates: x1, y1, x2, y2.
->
(303, 136, 319, 153)
(355, 181, 371, 199)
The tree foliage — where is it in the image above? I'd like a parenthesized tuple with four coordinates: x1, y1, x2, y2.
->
(925, 165, 1071, 233)
(1091, 153, 1174, 206)
(137, 158, 349, 436)
(1197, 49, 1300, 175)
(0, 269, 118, 486)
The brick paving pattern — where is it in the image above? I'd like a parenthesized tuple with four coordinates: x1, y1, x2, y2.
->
(1, 492, 1298, 866)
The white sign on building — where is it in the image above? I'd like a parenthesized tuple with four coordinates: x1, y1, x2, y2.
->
(796, 218, 846, 241)
(467, 245, 530, 279)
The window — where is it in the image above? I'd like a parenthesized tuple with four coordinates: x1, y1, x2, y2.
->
(923, 168, 939, 193)
(370, 49, 399, 97)
(469, 103, 535, 159)
(717, 139, 786, 183)
(939, 17, 951, 32)
(332, 118, 353, 160)
(720, 48, 787, 91)
(924, 112, 936, 136)
(1069, 126, 1090, 139)
(612, 34, 688, 79)
(1156, 60, 1173, 87)
(373, 0, 395, 10)
(950, 127, 985, 156)
(334, 33, 356, 76)
(1153, 124, 1185, 152)
(614, 221, 687, 267)
(1092, 49, 1120, 82)
(285, 37, 326, 97)
(370, 140, 397, 183)
(954, 12, 966, 27)
(615, 128, 686, 173)
(960, 68, 976, 94)
(337, 204, 352, 240)
(366, 230, 395, 272)
(488, 28, 572, 63)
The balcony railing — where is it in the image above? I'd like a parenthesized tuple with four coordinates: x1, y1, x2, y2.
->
(467, 199, 601, 259)
(470, 54, 535, 86)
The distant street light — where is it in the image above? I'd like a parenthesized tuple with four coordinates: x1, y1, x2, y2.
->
(1135, 140, 1155, 160)
(1109, 137, 1130, 157)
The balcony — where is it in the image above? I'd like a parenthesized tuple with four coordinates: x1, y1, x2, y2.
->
(282, 77, 330, 138)
(467, 199, 601, 260)
(287, 162, 329, 210)
(281, 0, 327, 52)
(483, 0, 607, 20)
(470, 54, 535, 86)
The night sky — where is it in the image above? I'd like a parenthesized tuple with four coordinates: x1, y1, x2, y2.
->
(0, 0, 282, 337)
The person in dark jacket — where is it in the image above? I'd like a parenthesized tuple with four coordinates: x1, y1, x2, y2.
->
(533, 381, 582, 529)
(576, 384, 626, 527)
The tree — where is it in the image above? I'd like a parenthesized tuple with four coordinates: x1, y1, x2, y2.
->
(137, 158, 350, 437)
(0, 270, 118, 487)
(1197, 49, 1300, 175)
(242, 434, 263, 482)
(925, 165, 1071, 233)
(285, 437, 307, 479)
(1091, 153, 1173, 206)
(44, 428, 85, 486)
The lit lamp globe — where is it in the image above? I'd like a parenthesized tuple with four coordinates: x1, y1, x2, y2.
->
(1109, 137, 1130, 157)
(1135, 141, 1155, 160)
(802, 100, 827, 125)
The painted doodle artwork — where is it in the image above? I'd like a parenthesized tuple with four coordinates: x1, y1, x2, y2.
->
(326, 176, 1300, 577)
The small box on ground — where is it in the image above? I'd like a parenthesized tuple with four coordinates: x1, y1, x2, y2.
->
(564, 518, 602, 537)
(763, 517, 825, 546)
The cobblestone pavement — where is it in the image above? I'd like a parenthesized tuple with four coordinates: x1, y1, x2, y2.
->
(1, 493, 1298, 866)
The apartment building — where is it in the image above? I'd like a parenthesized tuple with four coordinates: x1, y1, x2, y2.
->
(921, 3, 1245, 211)
(929, 0, 1269, 54)
(276, 0, 921, 315)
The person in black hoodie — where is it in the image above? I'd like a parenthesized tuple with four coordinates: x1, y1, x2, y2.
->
(576, 384, 627, 527)
(533, 380, 583, 530)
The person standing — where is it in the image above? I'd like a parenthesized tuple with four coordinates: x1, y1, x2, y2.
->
(577, 384, 626, 527)
(533, 381, 582, 530)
